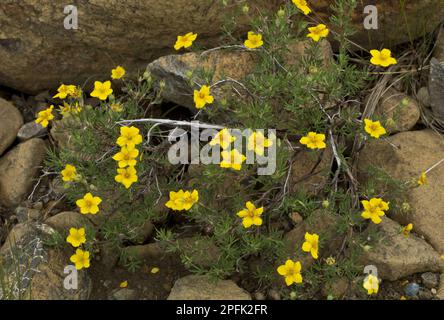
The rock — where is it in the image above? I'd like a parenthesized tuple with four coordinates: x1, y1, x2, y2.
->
(99, 243, 119, 270)
(361, 217, 443, 281)
(147, 40, 332, 111)
(416, 87, 431, 108)
(167, 275, 251, 300)
(17, 121, 47, 141)
(433, 28, 444, 62)
(290, 148, 333, 196)
(418, 288, 434, 300)
(405, 282, 420, 297)
(0, 221, 91, 299)
(0, 138, 46, 207)
(429, 58, 444, 123)
(177, 237, 221, 269)
(45, 211, 93, 234)
(321, 277, 349, 299)
(15, 206, 42, 222)
(421, 272, 440, 289)
(358, 129, 444, 253)
(437, 274, 444, 300)
(0, 98, 23, 156)
(1, 1, 442, 93)
(282, 210, 342, 271)
(375, 89, 420, 133)
(290, 212, 303, 225)
(267, 289, 281, 300)
(110, 288, 138, 300)
(122, 242, 166, 262)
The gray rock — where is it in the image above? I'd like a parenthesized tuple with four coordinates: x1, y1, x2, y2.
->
(17, 121, 47, 141)
(111, 288, 138, 300)
(429, 58, 444, 124)
(0, 98, 23, 156)
(361, 217, 443, 281)
(421, 272, 440, 289)
(416, 87, 431, 108)
(0, 138, 47, 207)
(168, 275, 251, 300)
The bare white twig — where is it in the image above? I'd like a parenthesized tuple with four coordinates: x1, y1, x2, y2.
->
(117, 118, 224, 130)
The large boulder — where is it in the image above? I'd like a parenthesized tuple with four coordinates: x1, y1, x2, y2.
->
(358, 130, 444, 253)
(167, 275, 251, 300)
(0, 98, 23, 156)
(0, 221, 92, 299)
(0, 138, 47, 208)
(1, 1, 443, 93)
(361, 217, 443, 281)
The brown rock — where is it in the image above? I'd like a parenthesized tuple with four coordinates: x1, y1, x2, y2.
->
(45, 211, 93, 234)
(321, 277, 349, 299)
(167, 275, 251, 300)
(1, 1, 442, 93)
(358, 129, 444, 253)
(375, 88, 420, 133)
(361, 217, 443, 281)
(290, 148, 333, 196)
(0, 138, 46, 207)
(0, 98, 23, 155)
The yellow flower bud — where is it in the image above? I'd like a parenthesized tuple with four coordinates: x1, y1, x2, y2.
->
(322, 200, 330, 209)
(242, 5, 249, 13)
(277, 9, 285, 17)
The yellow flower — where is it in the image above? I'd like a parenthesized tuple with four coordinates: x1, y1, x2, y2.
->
(364, 119, 386, 139)
(402, 223, 413, 237)
(210, 128, 236, 150)
(244, 31, 264, 49)
(292, 0, 311, 15)
(165, 190, 199, 211)
(299, 132, 326, 149)
(115, 166, 138, 189)
(194, 85, 214, 109)
(113, 147, 139, 168)
(370, 49, 397, 67)
(325, 256, 336, 266)
(248, 131, 273, 156)
(307, 24, 329, 42)
(90, 80, 113, 101)
(110, 103, 123, 112)
(417, 172, 427, 186)
(277, 259, 303, 286)
(400, 296, 407, 300)
(35, 105, 54, 128)
(70, 86, 82, 99)
(151, 267, 160, 274)
(174, 32, 198, 50)
(117, 126, 143, 149)
(302, 232, 319, 259)
(120, 281, 128, 288)
(70, 249, 90, 270)
(111, 66, 126, 80)
(59, 102, 82, 117)
(76, 193, 102, 215)
(361, 198, 389, 224)
(220, 149, 247, 171)
(61, 164, 78, 182)
(66, 227, 86, 248)
(363, 274, 379, 295)
(53, 84, 77, 99)
(237, 201, 263, 228)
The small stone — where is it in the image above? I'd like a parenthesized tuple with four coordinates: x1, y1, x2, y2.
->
(0, 98, 24, 156)
(405, 283, 420, 297)
(416, 87, 430, 107)
(253, 292, 266, 300)
(111, 288, 138, 300)
(431, 288, 437, 295)
(421, 272, 439, 289)
(17, 121, 47, 141)
(168, 275, 251, 300)
(267, 289, 281, 300)
(290, 212, 303, 225)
